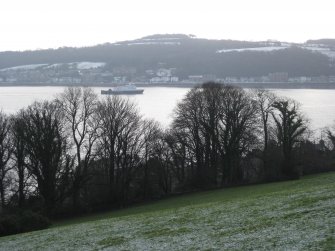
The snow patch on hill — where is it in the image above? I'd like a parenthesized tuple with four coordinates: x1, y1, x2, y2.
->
(301, 46, 335, 58)
(0, 62, 106, 71)
(141, 37, 182, 41)
(127, 42, 181, 46)
(217, 46, 289, 53)
(217, 44, 335, 59)
(44, 63, 63, 69)
(76, 62, 106, 70)
(0, 64, 47, 71)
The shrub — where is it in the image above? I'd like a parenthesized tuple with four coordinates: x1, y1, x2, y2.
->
(19, 211, 51, 232)
(0, 214, 20, 236)
(0, 211, 51, 237)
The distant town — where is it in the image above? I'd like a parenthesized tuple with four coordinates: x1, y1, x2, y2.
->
(1, 62, 335, 87)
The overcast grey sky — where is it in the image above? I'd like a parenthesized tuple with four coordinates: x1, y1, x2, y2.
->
(0, 0, 334, 52)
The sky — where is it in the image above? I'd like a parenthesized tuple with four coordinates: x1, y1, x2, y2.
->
(0, 0, 334, 52)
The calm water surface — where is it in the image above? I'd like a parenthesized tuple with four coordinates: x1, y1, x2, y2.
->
(0, 86, 334, 130)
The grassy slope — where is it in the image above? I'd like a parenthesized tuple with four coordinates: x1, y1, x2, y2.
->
(1, 172, 335, 250)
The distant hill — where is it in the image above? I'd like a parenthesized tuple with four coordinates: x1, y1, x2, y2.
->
(306, 39, 335, 47)
(1, 34, 335, 80)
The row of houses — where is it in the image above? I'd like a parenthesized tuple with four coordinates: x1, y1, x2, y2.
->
(1, 65, 335, 84)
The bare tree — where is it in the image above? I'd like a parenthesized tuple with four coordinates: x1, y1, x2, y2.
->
(20, 101, 72, 213)
(0, 111, 12, 212)
(140, 119, 162, 199)
(201, 83, 225, 185)
(324, 124, 335, 151)
(163, 129, 191, 186)
(173, 87, 208, 186)
(96, 96, 142, 203)
(272, 99, 308, 178)
(173, 83, 259, 187)
(252, 89, 277, 179)
(217, 86, 259, 185)
(11, 112, 28, 208)
(252, 89, 277, 152)
(57, 87, 98, 209)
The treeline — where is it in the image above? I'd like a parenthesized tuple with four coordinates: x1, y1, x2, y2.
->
(1, 83, 335, 234)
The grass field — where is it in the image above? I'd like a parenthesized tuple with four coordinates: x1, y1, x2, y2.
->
(1, 172, 335, 250)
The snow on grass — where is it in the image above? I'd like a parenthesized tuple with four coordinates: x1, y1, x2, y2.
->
(1, 172, 335, 250)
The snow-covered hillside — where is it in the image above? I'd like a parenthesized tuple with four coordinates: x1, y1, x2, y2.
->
(0, 62, 106, 71)
(217, 43, 335, 59)
(217, 46, 289, 53)
(0, 64, 48, 71)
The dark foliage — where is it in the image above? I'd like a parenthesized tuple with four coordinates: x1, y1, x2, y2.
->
(0, 211, 51, 237)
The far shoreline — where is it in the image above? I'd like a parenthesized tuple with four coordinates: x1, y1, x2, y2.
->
(1, 82, 335, 89)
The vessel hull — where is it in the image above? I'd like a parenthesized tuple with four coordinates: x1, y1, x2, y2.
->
(101, 89, 144, 95)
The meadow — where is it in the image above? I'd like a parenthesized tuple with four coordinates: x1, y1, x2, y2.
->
(1, 172, 334, 250)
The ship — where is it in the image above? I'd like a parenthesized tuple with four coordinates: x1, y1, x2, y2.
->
(101, 84, 144, 95)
